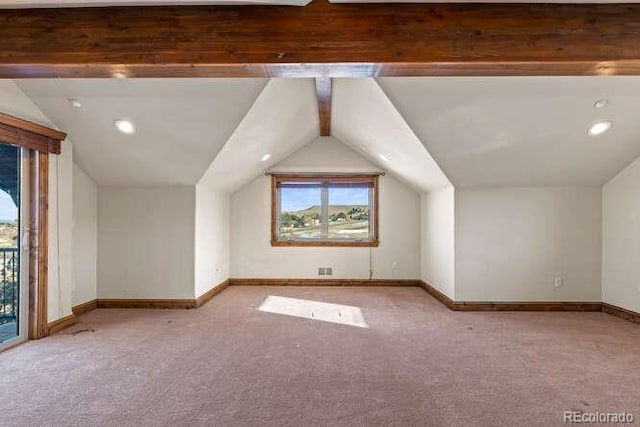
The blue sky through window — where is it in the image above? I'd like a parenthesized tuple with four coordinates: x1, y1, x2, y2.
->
(281, 186, 369, 212)
(329, 187, 368, 207)
(281, 187, 321, 212)
(0, 190, 17, 222)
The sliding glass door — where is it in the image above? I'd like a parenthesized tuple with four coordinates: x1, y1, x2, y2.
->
(0, 142, 27, 350)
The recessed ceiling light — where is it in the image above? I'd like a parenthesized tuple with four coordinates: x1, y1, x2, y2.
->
(588, 120, 612, 136)
(378, 154, 389, 162)
(261, 154, 271, 162)
(114, 71, 127, 79)
(114, 119, 135, 135)
(68, 98, 81, 108)
(593, 99, 608, 109)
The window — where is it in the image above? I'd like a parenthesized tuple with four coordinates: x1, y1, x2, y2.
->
(271, 174, 379, 247)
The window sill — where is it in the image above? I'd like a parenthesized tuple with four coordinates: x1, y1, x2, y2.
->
(271, 240, 379, 248)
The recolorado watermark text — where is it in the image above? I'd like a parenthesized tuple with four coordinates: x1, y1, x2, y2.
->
(564, 411, 635, 424)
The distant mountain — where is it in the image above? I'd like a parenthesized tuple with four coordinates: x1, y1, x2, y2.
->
(280, 204, 369, 229)
(289, 205, 368, 216)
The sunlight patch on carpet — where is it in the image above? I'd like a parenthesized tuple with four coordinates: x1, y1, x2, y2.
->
(258, 295, 369, 328)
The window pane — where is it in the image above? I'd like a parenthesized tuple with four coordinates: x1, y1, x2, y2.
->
(328, 184, 370, 240)
(0, 143, 20, 343)
(279, 185, 322, 240)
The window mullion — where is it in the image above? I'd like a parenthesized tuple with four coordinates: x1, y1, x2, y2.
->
(371, 184, 376, 240)
(276, 186, 282, 240)
(321, 182, 329, 239)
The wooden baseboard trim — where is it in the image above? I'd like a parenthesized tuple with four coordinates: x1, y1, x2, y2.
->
(230, 278, 421, 287)
(68, 279, 640, 327)
(419, 281, 601, 312)
(46, 313, 76, 335)
(452, 301, 603, 312)
(97, 299, 196, 309)
(417, 281, 456, 310)
(602, 303, 640, 325)
(195, 279, 231, 308)
(72, 299, 98, 316)
(93, 279, 232, 310)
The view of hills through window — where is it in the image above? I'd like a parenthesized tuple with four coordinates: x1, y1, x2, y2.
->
(1, 183, 19, 333)
(0, 190, 18, 249)
(278, 184, 371, 240)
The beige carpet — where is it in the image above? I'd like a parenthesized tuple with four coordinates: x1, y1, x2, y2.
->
(1, 286, 639, 426)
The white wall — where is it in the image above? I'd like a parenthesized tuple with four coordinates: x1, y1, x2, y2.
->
(455, 187, 602, 302)
(98, 186, 195, 299)
(48, 142, 74, 322)
(603, 157, 640, 313)
(1, 80, 74, 323)
(230, 138, 420, 280)
(72, 163, 97, 307)
(421, 188, 455, 299)
(194, 185, 230, 298)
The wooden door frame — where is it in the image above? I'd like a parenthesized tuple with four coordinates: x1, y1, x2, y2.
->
(0, 112, 66, 340)
(28, 150, 48, 339)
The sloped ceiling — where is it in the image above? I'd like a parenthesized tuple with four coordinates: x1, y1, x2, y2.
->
(11, 76, 640, 192)
(198, 78, 319, 192)
(15, 78, 267, 186)
(202, 77, 450, 194)
(332, 78, 451, 192)
(0, 80, 54, 128)
(378, 76, 640, 188)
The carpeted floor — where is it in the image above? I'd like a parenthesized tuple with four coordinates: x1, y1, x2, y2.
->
(1, 286, 640, 426)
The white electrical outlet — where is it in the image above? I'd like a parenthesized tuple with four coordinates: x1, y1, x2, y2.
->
(554, 277, 563, 288)
(391, 261, 398, 269)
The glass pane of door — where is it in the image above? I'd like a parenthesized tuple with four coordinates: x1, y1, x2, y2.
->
(0, 143, 21, 344)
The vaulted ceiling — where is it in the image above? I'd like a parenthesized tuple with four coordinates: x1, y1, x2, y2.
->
(333, 78, 451, 193)
(11, 75, 640, 193)
(16, 78, 267, 186)
(198, 78, 319, 192)
(378, 76, 640, 188)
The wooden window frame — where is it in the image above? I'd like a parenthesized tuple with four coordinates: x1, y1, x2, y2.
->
(270, 173, 379, 248)
(0, 112, 66, 340)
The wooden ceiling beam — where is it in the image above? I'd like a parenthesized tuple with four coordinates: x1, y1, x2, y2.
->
(1, 2, 640, 78)
(315, 77, 332, 136)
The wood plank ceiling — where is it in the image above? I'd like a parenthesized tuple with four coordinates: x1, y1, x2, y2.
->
(1, 1, 640, 134)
